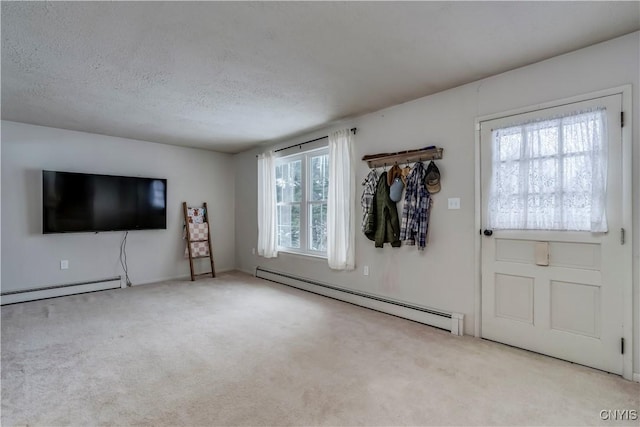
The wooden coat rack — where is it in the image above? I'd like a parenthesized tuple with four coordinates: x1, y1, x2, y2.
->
(362, 146, 443, 168)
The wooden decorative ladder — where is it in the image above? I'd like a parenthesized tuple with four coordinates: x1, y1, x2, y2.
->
(182, 202, 216, 281)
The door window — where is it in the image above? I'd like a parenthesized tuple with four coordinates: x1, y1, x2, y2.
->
(487, 108, 608, 232)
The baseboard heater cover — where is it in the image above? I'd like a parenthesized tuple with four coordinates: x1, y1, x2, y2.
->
(1, 276, 122, 305)
(255, 267, 464, 335)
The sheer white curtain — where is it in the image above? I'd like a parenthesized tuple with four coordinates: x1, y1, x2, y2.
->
(327, 129, 355, 270)
(257, 151, 278, 258)
(488, 108, 608, 232)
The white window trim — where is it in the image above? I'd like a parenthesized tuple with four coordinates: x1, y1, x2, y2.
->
(276, 146, 329, 258)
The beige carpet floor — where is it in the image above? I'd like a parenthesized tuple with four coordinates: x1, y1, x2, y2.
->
(1, 271, 638, 426)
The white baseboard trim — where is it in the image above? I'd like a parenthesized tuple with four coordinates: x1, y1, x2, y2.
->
(2, 267, 238, 304)
(633, 373, 640, 383)
(255, 267, 464, 335)
(1, 277, 121, 305)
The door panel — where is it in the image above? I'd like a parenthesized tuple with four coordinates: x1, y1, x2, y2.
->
(480, 94, 626, 374)
(550, 242, 601, 270)
(549, 280, 600, 338)
(494, 273, 534, 323)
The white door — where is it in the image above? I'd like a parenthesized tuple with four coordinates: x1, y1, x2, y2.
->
(480, 94, 629, 375)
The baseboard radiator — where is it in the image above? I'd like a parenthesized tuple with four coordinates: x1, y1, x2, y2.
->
(1, 276, 122, 305)
(255, 267, 464, 335)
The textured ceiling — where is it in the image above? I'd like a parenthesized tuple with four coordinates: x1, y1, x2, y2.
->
(2, 2, 639, 153)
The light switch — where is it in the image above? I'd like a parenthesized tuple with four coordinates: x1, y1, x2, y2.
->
(448, 198, 461, 210)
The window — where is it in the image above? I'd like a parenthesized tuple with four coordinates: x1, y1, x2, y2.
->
(487, 108, 607, 231)
(275, 147, 329, 255)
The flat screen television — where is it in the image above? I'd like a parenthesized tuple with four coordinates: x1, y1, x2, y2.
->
(43, 170, 167, 233)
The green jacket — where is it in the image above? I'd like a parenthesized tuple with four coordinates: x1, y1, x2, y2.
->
(365, 172, 401, 248)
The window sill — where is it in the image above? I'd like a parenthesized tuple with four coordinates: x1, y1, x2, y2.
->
(277, 249, 327, 260)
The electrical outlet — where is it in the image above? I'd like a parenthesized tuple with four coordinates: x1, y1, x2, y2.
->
(251, 248, 256, 255)
(60, 260, 69, 270)
(448, 198, 461, 210)
(363, 265, 369, 276)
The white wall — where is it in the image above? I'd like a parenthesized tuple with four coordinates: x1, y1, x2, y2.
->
(234, 33, 640, 373)
(1, 121, 235, 291)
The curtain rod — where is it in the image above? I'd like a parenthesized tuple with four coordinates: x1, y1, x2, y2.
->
(257, 128, 357, 157)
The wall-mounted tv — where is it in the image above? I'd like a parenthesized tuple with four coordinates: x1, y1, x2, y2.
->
(43, 170, 167, 233)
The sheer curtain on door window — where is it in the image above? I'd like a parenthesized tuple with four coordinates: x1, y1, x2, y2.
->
(487, 108, 608, 232)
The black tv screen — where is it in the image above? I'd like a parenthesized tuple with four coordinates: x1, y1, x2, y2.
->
(43, 171, 167, 233)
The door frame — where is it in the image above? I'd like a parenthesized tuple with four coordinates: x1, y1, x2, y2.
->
(473, 85, 633, 380)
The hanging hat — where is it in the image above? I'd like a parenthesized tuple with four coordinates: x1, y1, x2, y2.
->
(425, 161, 441, 194)
(389, 177, 404, 202)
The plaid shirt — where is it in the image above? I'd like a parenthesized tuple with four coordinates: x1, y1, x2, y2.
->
(361, 169, 379, 233)
(400, 162, 431, 249)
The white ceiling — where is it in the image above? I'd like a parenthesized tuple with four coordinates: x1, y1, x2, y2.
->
(2, 2, 639, 153)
